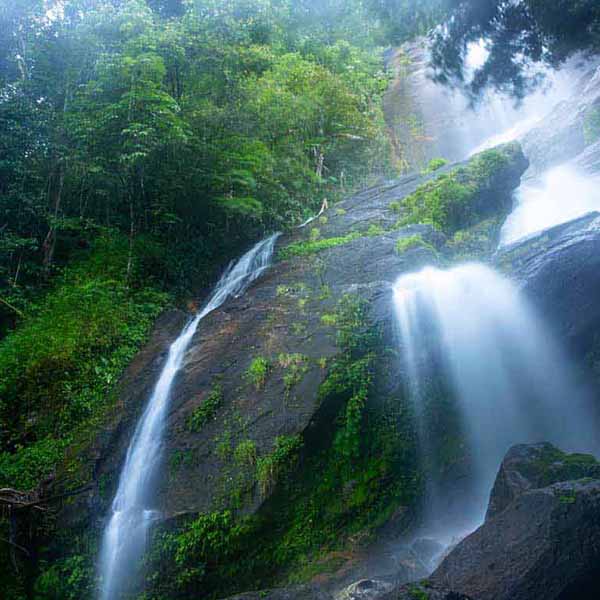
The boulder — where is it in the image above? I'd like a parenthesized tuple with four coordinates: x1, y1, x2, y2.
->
(486, 442, 600, 520)
(224, 580, 471, 600)
(495, 211, 600, 349)
(431, 444, 600, 600)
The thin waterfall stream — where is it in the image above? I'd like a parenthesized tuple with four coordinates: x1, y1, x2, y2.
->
(98, 233, 280, 600)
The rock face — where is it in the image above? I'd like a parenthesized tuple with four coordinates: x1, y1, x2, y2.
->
(431, 443, 600, 600)
(224, 580, 471, 600)
(78, 142, 527, 525)
(486, 443, 600, 520)
(53, 142, 528, 599)
(521, 60, 600, 175)
(496, 211, 600, 350)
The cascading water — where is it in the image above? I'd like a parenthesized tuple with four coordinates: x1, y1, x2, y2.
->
(501, 165, 600, 245)
(393, 263, 598, 548)
(98, 233, 280, 600)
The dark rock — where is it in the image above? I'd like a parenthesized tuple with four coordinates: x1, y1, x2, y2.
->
(223, 580, 472, 600)
(431, 444, 600, 600)
(486, 442, 600, 520)
(495, 211, 600, 350)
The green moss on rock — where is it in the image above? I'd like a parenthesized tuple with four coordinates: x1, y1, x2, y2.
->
(398, 143, 524, 234)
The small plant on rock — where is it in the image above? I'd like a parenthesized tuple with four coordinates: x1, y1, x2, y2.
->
(246, 357, 271, 390)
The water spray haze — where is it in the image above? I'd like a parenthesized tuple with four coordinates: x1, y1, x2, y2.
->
(393, 263, 598, 546)
(502, 165, 600, 245)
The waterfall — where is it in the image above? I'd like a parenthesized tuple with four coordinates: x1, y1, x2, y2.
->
(501, 165, 600, 245)
(98, 233, 281, 600)
(393, 264, 598, 547)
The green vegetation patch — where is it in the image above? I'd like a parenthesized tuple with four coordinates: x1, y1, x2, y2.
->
(246, 357, 271, 390)
(395, 234, 437, 255)
(422, 157, 448, 174)
(0, 235, 170, 490)
(257, 435, 303, 496)
(279, 232, 361, 259)
(188, 384, 225, 433)
(399, 145, 517, 233)
(521, 444, 600, 488)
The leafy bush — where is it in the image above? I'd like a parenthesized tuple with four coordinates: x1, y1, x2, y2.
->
(246, 357, 271, 390)
(257, 435, 303, 496)
(423, 157, 449, 173)
(0, 235, 169, 489)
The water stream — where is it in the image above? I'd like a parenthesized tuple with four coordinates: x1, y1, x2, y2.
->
(393, 264, 598, 554)
(98, 233, 280, 600)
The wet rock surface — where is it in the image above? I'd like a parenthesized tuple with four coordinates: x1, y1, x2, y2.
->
(486, 442, 600, 520)
(225, 580, 471, 600)
(520, 60, 600, 175)
(75, 143, 526, 525)
(496, 211, 600, 349)
(431, 443, 600, 600)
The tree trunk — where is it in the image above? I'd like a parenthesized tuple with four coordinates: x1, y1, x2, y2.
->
(42, 162, 64, 272)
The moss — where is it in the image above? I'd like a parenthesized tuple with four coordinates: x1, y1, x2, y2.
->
(278, 353, 310, 396)
(395, 234, 437, 255)
(234, 440, 258, 468)
(422, 157, 448, 174)
(446, 217, 502, 261)
(246, 357, 271, 390)
(215, 430, 233, 461)
(409, 584, 430, 600)
(559, 492, 577, 504)
(521, 445, 600, 487)
(389, 200, 402, 212)
(170, 449, 196, 471)
(279, 232, 361, 259)
(188, 384, 224, 432)
(398, 145, 517, 234)
(365, 223, 386, 237)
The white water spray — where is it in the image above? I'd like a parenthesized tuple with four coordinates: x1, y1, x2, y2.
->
(98, 233, 280, 600)
(393, 264, 597, 543)
(501, 165, 600, 245)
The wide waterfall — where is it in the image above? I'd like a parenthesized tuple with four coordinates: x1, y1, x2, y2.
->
(393, 264, 598, 546)
(98, 233, 280, 600)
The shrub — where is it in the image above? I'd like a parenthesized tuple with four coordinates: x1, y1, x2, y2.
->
(188, 384, 224, 432)
(257, 435, 302, 496)
(246, 357, 271, 390)
(423, 157, 448, 173)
